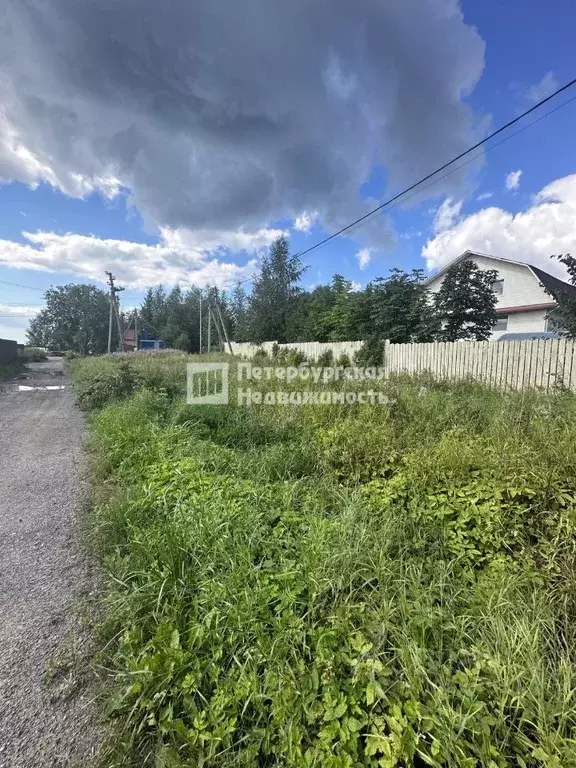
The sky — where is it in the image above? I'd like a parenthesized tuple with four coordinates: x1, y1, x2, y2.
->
(1, 0, 575, 343)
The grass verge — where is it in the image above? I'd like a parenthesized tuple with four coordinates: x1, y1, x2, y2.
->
(71, 353, 576, 767)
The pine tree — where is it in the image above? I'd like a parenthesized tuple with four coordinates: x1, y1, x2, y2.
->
(247, 236, 305, 343)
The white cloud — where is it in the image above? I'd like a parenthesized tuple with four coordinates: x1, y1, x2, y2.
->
(433, 197, 463, 234)
(398, 229, 423, 241)
(422, 173, 576, 277)
(0, 227, 278, 289)
(505, 169, 522, 191)
(293, 211, 318, 234)
(477, 191, 492, 201)
(0, 303, 41, 317)
(0, 0, 485, 246)
(357, 248, 371, 270)
(527, 71, 559, 103)
(350, 280, 363, 292)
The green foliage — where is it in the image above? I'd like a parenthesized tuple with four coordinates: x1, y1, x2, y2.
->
(248, 235, 306, 343)
(435, 261, 499, 341)
(27, 283, 112, 354)
(317, 349, 334, 367)
(285, 348, 308, 366)
(543, 254, 576, 337)
(75, 354, 576, 767)
(355, 336, 385, 367)
(371, 269, 439, 343)
(20, 346, 48, 362)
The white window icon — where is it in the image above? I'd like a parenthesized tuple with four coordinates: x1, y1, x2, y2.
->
(187, 363, 229, 405)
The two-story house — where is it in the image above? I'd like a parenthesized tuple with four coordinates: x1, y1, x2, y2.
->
(424, 250, 576, 339)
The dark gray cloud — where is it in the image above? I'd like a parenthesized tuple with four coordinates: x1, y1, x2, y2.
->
(0, 0, 485, 247)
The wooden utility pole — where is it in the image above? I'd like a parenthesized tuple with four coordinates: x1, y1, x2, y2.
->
(214, 296, 234, 356)
(105, 271, 125, 353)
(207, 304, 212, 353)
(199, 291, 203, 355)
(210, 299, 224, 351)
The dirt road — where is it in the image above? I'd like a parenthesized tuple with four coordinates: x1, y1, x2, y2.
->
(0, 358, 100, 767)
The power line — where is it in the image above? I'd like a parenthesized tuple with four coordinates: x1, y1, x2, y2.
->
(296, 78, 576, 260)
(0, 278, 44, 291)
(222, 76, 576, 291)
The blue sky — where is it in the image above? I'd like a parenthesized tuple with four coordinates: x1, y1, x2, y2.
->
(1, 0, 575, 342)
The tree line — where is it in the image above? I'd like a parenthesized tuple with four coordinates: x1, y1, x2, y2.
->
(27, 236, 576, 354)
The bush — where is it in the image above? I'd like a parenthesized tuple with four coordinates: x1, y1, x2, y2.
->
(285, 348, 308, 366)
(317, 348, 334, 367)
(336, 352, 351, 368)
(354, 336, 385, 367)
(20, 346, 47, 362)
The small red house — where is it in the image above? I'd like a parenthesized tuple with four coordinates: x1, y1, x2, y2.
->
(123, 328, 137, 352)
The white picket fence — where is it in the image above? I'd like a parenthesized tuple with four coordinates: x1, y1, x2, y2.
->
(231, 338, 576, 391)
(230, 340, 364, 362)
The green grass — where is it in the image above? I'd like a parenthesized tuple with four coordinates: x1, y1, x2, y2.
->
(0, 358, 25, 381)
(70, 353, 576, 767)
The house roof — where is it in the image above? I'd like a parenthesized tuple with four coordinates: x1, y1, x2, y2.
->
(424, 250, 576, 301)
(423, 250, 527, 285)
(530, 265, 576, 300)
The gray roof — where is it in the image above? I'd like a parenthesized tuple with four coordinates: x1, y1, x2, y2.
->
(530, 266, 576, 301)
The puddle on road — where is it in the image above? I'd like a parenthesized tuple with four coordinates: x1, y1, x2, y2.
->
(0, 383, 67, 393)
(18, 385, 67, 391)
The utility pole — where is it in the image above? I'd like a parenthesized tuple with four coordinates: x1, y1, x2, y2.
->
(210, 299, 224, 351)
(105, 271, 125, 353)
(134, 310, 138, 351)
(207, 304, 211, 353)
(214, 295, 234, 356)
(199, 291, 203, 355)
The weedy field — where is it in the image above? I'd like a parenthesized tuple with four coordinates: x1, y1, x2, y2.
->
(70, 351, 576, 768)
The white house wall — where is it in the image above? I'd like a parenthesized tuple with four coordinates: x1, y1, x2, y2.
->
(491, 308, 548, 340)
(426, 255, 551, 309)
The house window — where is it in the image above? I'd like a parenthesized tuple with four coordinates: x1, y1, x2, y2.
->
(493, 314, 508, 332)
(492, 279, 504, 295)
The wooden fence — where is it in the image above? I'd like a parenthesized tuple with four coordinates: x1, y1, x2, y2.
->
(231, 338, 576, 391)
(387, 338, 576, 391)
(230, 340, 364, 362)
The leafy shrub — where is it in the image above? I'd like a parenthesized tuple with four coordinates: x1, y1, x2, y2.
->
(336, 352, 351, 367)
(20, 346, 47, 362)
(354, 336, 385, 367)
(317, 348, 334, 367)
(76, 360, 137, 410)
(285, 348, 308, 366)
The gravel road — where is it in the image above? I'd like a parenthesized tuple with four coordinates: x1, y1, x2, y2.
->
(0, 358, 101, 767)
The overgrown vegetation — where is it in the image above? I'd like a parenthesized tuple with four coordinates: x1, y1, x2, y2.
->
(20, 346, 48, 362)
(72, 352, 576, 767)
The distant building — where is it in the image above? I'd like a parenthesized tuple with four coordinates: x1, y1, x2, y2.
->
(139, 328, 164, 350)
(123, 328, 137, 352)
(424, 250, 576, 340)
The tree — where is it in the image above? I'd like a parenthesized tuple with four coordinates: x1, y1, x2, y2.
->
(247, 235, 305, 343)
(434, 261, 498, 341)
(370, 269, 439, 343)
(230, 286, 250, 342)
(27, 283, 112, 354)
(543, 254, 576, 337)
(139, 286, 167, 339)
